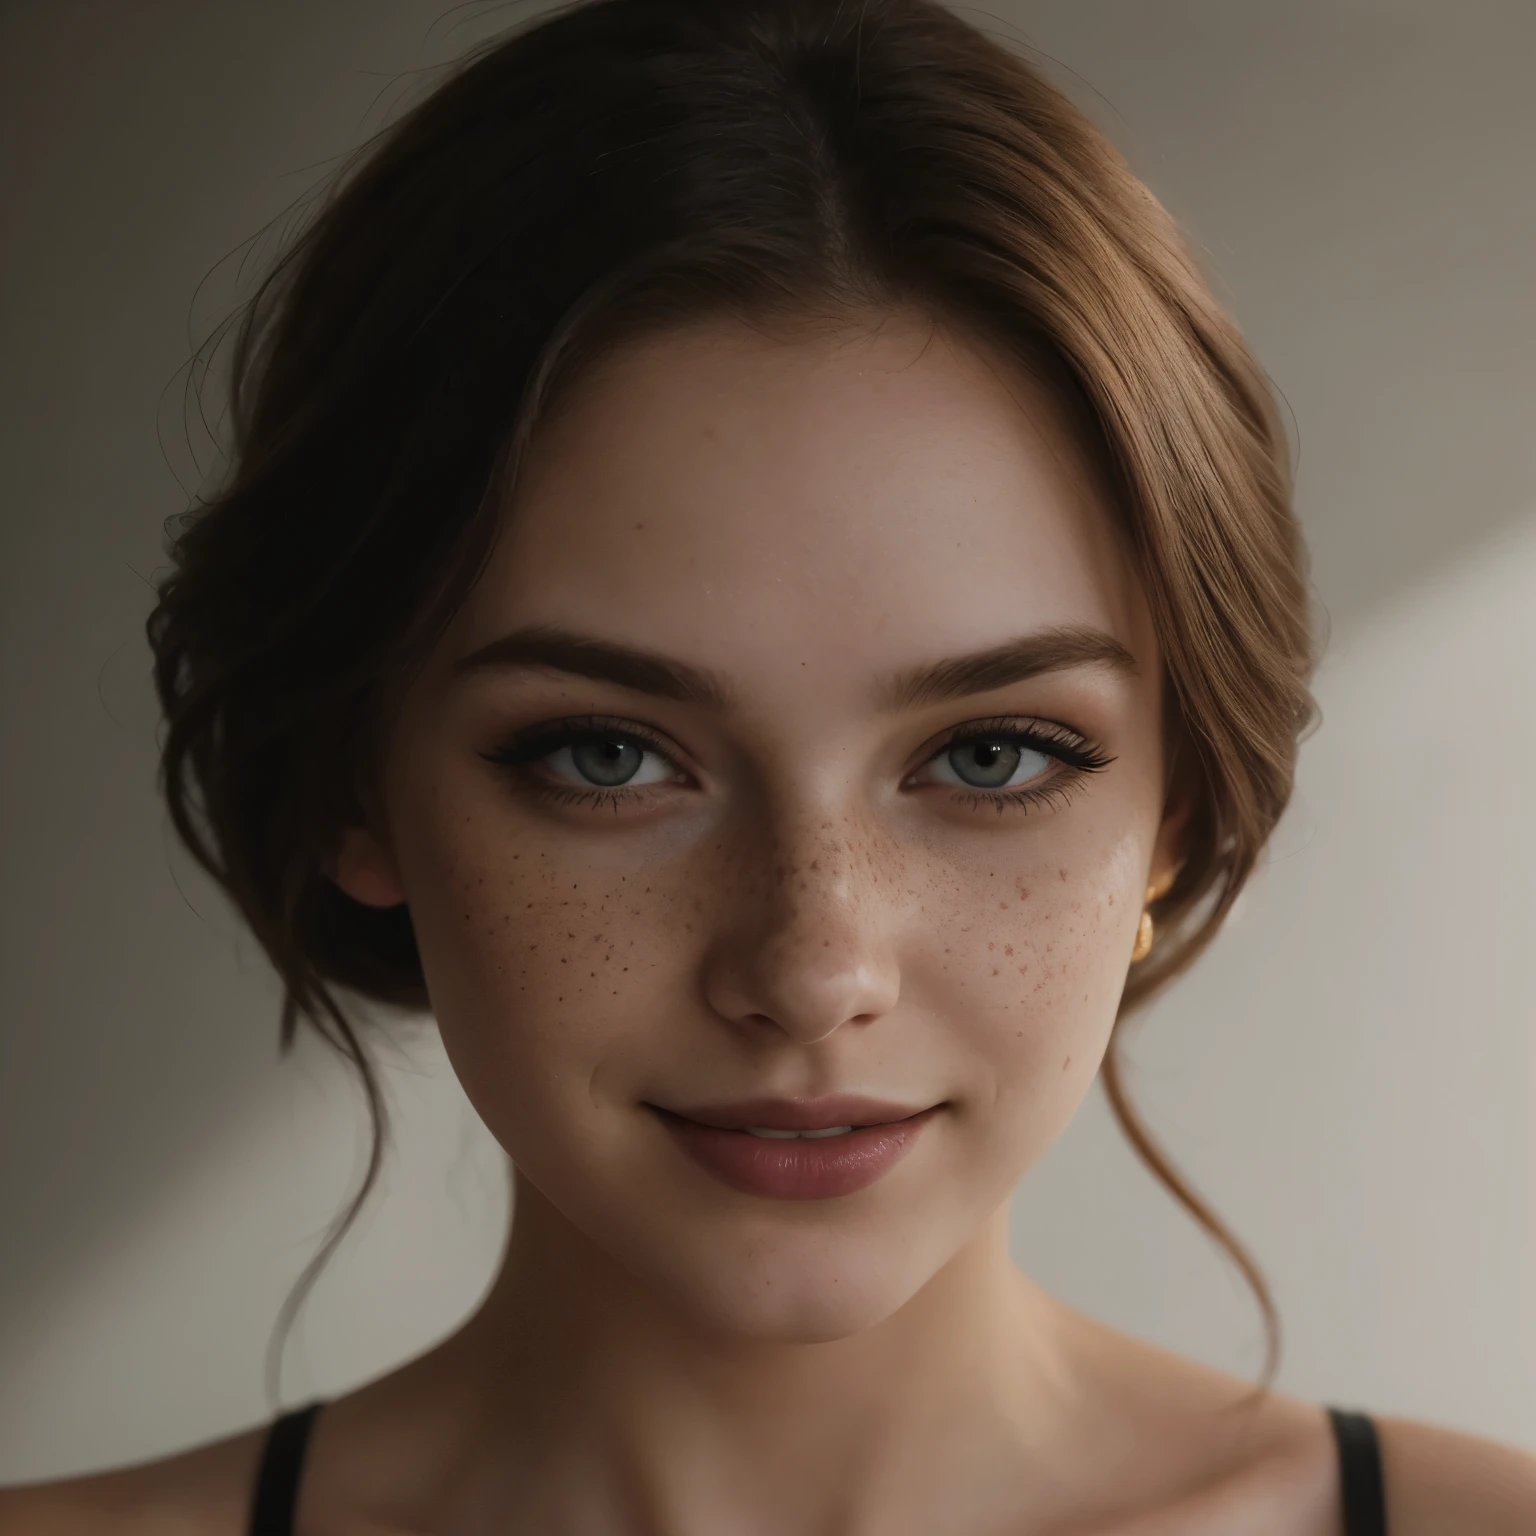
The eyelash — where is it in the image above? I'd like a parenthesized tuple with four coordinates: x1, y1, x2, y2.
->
(480, 716, 682, 814)
(480, 714, 1114, 816)
(928, 715, 1113, 815)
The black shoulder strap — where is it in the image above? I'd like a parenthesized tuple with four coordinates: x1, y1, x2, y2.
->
(1328, 1406, 1387, 1536)
(248, 1401, 323, 1536)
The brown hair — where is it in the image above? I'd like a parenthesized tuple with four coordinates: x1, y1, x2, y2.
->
(150, 0, 1316, 1389)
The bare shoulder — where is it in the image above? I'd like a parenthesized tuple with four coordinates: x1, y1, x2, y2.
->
(1076, 1318, 1536, 1533)
(1049, 1307, 1346, 1529)
(1377, 1413, 1536, 1536)
(0, 1425, 266, 1536)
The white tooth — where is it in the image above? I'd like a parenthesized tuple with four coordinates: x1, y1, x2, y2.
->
(742, 1125, 857, 1139)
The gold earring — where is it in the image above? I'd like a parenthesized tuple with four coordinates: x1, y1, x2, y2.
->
(1130, 909, 1154, 963)
(1130, 877, 1164, 963)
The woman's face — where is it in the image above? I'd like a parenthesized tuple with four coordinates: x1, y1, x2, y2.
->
(338, 312, 1177, 1342)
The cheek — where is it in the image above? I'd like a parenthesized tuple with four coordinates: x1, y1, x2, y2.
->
(389, 791, 706, 1148)
(908, 826, 1145, 1146)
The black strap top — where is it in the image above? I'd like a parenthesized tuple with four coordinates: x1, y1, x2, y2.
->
(247, 1400, 1387, 1535)
(247, 1402, 321, 1536)
(1328, 1406, 1389, 1536)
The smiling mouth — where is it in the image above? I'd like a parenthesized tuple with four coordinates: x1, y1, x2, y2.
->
(650, 1094, 935, 1132)
(648, 1101, 941, 1201)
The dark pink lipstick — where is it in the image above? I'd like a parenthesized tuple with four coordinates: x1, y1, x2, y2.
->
(651, 1096, 939, 1201)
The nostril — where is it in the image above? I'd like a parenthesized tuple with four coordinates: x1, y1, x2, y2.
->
(698, 915, 901, 1043)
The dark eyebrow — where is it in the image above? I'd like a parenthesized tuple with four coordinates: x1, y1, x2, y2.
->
(454, 624, 733, 710)
(881, 625, 1138, 710)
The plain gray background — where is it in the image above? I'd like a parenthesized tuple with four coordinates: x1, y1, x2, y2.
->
(2, 0, 1534, 1478)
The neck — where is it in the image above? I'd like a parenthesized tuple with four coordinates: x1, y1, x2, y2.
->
(415, 1169, 1083, 1535)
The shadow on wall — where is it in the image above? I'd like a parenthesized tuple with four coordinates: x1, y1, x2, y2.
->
(0, 1019, 510, 1481)
(1011, 0, 1536, 624)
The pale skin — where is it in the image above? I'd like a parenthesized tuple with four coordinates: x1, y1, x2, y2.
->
(5, 313, 1535, 1534)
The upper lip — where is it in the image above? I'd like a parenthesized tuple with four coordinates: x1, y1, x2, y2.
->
(654, 1096, 936, 1131)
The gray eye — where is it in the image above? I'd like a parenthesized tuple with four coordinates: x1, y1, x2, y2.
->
(567, 738, 645, 787)
(530, 730, 678, 795)
(932, 739, 1051, 790)
(950, 740, 1019, 788)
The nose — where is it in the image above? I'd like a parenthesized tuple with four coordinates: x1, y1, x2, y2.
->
(699, 810, 903, 1045)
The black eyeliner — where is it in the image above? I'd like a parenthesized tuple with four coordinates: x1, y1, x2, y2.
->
(930, 715, 1114, 775)
(479, 714, 675, 769)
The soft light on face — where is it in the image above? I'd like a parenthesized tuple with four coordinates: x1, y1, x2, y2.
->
(336, 312, 1176, 1342)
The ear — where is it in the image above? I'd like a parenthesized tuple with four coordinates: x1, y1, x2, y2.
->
(1147, 734, 1196, 900)
(1147, 802, 1189, 902)
(327, 823, 407, 909)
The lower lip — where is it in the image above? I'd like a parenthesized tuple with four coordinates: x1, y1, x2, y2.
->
(655, 1107, 939, 1201)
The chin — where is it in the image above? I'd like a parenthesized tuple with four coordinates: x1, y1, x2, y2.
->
(616, 1207, 969, 1345)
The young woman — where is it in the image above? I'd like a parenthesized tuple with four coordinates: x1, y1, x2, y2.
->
(4, 1, 1533, 1531)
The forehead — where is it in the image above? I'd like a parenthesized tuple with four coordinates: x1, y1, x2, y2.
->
(455, 314, 1148, 681)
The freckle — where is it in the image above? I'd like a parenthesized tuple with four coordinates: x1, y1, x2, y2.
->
(1004, 944, 1014, 957)
(991, 967, 998, 976)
